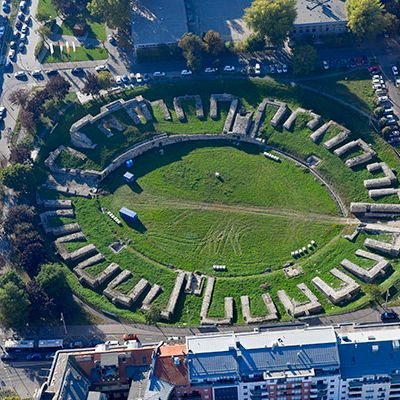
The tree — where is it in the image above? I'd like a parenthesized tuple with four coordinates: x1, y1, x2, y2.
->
(36, 264, 69, 305)
(144, 304, 161, 325)
(346, 0, 391, 38)
(9, 143, 32, 164)
(381, 126, 392, 139)
(0, 271, 25, 290)
(45, 75, 71, 99)
(19, 110, 36, 132)
(373, 106, 385, 118)
(87, 0, 131, 31)
(0, 282, 30, 329)
(97, 71, 113, 90)
(38, 25, 52, 39)
(26, 282, 56, 322)
(178, 33, 205, 72)
(82, 72, 101, 97)
(379, 117, 388, 128)
(203, 30, 225, 56)
(0, 163, 37, 192)
(365, 284, 382, 303)
(8, 88, 29, 107)
(3, 205, 35, 235)
(291, 44, 318, 75)
(244, 0, 296, 45)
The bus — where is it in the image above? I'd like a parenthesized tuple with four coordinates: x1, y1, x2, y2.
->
(37, 339, 64, 351)
(4, 339, 35, 353)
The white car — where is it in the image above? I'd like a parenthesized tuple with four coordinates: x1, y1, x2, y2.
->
(392, 65, 398, 76)
(21, 24, 28, 34)
(115, 75, 123, 85)
(322, 60, 329, 70)
(152, 71, 165, 78)
(95, 64, 109, 72)
(276, 64, 283, 73)
(135, 72, 143, 83)
(14, 71, 27, 79)
(254, 63, 261, 75)
(31, 69, 42, 78)
(378, 96, 389, 103)
(223, 65, 235, 72)
(396, 77, 400, 87)
(384, 107, 394, 114)
(0, 106, 6, 120)
(372, 78, 384, 84)
(282, 64, 288, 73)
(181, 69, 192, 76)
(8, 49, 15, 60)
(204, 67, 217, 73)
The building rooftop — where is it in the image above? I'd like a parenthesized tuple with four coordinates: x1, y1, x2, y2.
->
(187, 326, 337, 353)
(295, 0, 347, 26)
(131, 0, 188, 48)
(186, 328, 340, 380)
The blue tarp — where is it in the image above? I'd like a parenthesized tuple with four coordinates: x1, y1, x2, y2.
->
(119, 207, 138, 223)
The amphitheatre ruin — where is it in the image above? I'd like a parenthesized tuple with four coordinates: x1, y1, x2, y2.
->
(38, 79, 400, 325)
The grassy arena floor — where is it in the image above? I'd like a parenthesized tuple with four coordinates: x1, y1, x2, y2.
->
(39, 76, 400, 324)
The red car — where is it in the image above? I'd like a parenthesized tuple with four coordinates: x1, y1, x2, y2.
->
(368, 65, 380, 74)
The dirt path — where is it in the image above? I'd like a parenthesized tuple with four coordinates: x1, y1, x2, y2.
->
(132, 197, 358, 225)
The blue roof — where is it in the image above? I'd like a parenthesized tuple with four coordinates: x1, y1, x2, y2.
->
(119, 207, 138, 220)
(339, 340, 400, 378)
(188, 343, 340, 380)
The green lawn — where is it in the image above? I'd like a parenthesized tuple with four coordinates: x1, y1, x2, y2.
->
(60, 19, 107, 41)
(38, 77, 400, 324)
(37, 0, 58, 19)
(43, 45, 108, 63)
(303, 69, 375, 112)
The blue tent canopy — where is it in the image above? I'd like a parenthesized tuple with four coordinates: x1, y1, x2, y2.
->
(119, 207, 138, 223)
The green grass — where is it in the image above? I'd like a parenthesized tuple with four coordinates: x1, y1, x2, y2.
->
(60, 19, 106, 41)
(43, 45, 108, 63)
(37, 0, 58, 19)
(303, 70, 375, 112)
(37, 77, 400, 324)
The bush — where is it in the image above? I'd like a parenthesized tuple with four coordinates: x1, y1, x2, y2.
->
(373, 106, 384, 118)
(35, 40, 45, 59)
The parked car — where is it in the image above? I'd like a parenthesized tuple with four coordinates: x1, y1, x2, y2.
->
(2, 2, 10, 12)
(17, 11, 24, 22)
(8, 49, 15, 61)
(181, 69, 192, 76)
(135, 72, 143, 83)
(19, 0, 26, 11)
(45, 69, 58, 76)
(153, 71, 165, 78)
(204, 67, 217, 73)
(95, 64, 109, 72)
(21, 24, 28, 34)
(322, 60, 329, 70)
(9, 40, 16, 49)
(0, 106, 6, 121)
(12, 29, 20, 39)
(223, 65, 235, 72)
(276, 64, 283, 74)
(71, 67, 85, 76)
(282, 64, 288, 73)
(114, 75, 123, 85)
(254, 63, 261, 75)
(392, 65, 398, 76)
(31, 69, 42, 78)
(14, 71, 27, 80)
(381, 311, 398, 322)
(396, 77, 400, 87)
(107, 34, 116, 45)
(20, 33, 27, 43)
(378, 96, 389, 103)
(18, 42, 25, 52)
